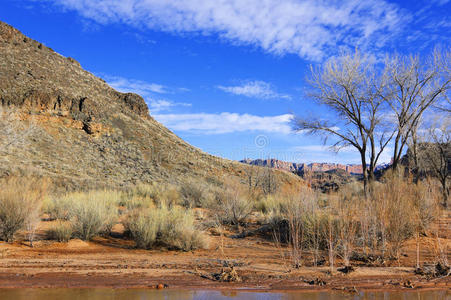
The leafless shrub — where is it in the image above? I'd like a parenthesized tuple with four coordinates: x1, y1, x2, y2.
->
(215, 181, 253, 226)
(415, 120, 450, 208)
(322, 213, 339, 273)
(247, 166, 279, 197)
(265, 187, 316, 268)
(303, 207, 326, 267)
(25, 201, 42, 247)
(334, 189, 359, 267)
(0, 177, 47, 242)
(371, 170, 427, 261)
(180, 180, 205, 208)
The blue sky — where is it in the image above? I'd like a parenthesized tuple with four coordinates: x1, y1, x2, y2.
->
(1, 0, 450, 164)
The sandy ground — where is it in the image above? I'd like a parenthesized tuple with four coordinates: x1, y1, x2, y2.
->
(0, 218, 449, 293)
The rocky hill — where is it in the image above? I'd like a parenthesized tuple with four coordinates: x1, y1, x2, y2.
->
(241, 158, 363, 175)
(0, 21, 301, 191)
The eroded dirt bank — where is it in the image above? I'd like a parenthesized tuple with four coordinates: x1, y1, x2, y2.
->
(0, 230, 449, 292)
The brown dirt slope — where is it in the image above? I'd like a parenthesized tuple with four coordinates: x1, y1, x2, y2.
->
(0, 20, 301, 190)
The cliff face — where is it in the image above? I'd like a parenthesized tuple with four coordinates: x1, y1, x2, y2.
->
(0, 21, 301, 190)
(241, 158, 363, 175)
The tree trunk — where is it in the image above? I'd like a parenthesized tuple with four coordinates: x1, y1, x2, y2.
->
(441, 177, 448, 208)
(392, 134, 401, 171)
(360, 151, 368, 194)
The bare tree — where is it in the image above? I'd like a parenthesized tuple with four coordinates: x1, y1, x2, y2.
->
(383, 50, 451, 170)
(293, 51, 391, 191)
(247, 165, 277, 196)
(417, 121, 450, 208)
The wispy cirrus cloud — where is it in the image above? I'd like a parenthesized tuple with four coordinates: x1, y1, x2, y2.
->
(42, 0, 408, 60)
(153, 112, 293, 134)
(217, 81, 291, 100)
(148, 99, 191, 113)
(104, 75, 168, 94)
(103, 75, 191, 113)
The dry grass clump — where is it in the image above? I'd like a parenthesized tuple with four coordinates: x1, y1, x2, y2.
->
(262, 187, 317, 268)
(43, 195, 73, 220)
(48, 220, 73, 242)
(123, 182, 181, 209)
(0, 177, 47, 242)
(125, 204, 208, 251)
(60, 190, 119, 241)
(180, 180, 206, 208)
(371, 170, 438, 260)
(44, 190, 120, 241)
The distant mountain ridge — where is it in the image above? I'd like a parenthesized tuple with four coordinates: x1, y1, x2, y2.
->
(240, 158, 364, 175)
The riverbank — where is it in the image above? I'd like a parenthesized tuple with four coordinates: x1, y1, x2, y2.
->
(0, 227, 449, 292)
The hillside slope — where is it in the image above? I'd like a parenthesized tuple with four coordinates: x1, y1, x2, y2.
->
(0, 21, 301, 190)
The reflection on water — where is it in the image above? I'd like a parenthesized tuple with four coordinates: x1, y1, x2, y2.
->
(0, 289, 448, 300)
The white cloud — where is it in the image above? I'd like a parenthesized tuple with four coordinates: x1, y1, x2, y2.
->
(217, 81, 291, 100)
(102, 75, 191, 113)
(153, 112, 293, 134)
(47, 0, 407, 60)
(290, 144, 393, 163)
(148, 99, 191, 113)
(105, 75, 167, 94)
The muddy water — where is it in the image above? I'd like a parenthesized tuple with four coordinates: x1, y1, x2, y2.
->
(0, 289, 448, 299)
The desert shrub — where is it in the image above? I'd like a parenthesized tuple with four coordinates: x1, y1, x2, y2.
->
(123, 183, 181, 208)
(333, 189, 360, 267)
(180, 181, 205, 208)
(125, 205, 159, 249)
(122, 195, 154, 211)
(0, 177, 47, 242)
(215, 186, 253, 226)
(159, 205, 208, 250)
(65, 191, 119, 241)
(262, 187, 318, 268)
(48, 220, 73, 242)
(303, 207, 328, 267)
(371, 171, 419, 259)
(43, 195, 72, 220)
(125, 204, 208, 251)
(256, 195, 281, 214)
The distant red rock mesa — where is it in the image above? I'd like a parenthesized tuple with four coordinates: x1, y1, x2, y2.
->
(240, 158, 363, 175)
